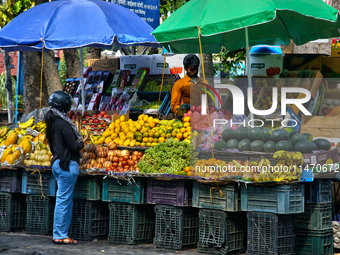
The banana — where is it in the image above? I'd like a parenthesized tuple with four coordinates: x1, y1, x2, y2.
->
(19, 117, 34, 129)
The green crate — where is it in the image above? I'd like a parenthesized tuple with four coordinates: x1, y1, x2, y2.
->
(295, 203, 332, 230)
(102, 177, 145, 204)
(0, 192, 26, 232)
(108, 203, 154, 244)
(193, 182, 240, 211)
(295, 228, 333, 255)
(73, 176, 102, 200)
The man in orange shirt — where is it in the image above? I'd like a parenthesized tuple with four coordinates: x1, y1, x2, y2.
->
(171, 54, 207, 114)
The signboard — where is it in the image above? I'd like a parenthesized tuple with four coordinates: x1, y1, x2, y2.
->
(108, 0, 160, 29)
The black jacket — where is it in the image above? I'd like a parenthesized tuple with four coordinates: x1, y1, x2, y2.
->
(50, 117, 84, 171)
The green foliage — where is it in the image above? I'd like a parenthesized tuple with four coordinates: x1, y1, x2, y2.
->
(59, 49, 88, 85)
(160, 0, 189, 21)
(214, 47, 246, 78)
(0, 0, 35, 27)
(0, 73, 22, 109)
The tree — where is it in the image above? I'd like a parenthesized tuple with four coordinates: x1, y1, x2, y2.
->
(0, 0, 35, 121)
(213, 47, 246, 79)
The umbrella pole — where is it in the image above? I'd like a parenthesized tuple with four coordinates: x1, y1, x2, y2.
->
(80, 48, 85, 115)
(245, 27, 254, 123)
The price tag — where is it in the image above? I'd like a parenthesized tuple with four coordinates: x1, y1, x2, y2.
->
(119, 104, 129, 115)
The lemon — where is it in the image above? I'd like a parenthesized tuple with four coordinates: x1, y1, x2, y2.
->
(154, 132, 160, 138)
(120, 115, 125, 122)
(138, 114, 144, 121)
(146, 142, 152, 147)
(141, 142, 146, 147)
(151, 142, 157, 146)
(153, 119, 160, 124)
(142, 137, 148, 143)
(143, 132, 149, 137)
(159, 137, 165, 143)
(139, 120, 145, 126)
(184, 122, 190, 128)
(183, 132, 189, 138)
(136, 142, 141, 146)
(148, 122, 155, 128)
(148, 137, 153, 143)
(176, 133, 183, 139)
(180, 128, 186, 133)
(186, 127, 191, 132)
(143, 115, 149, 122)
(109, 123, 115, 129)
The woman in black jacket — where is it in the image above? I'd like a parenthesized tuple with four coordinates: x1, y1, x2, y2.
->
(44, 91, 88, 245)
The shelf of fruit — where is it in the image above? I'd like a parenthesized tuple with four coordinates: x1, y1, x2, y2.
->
(84, 113, 191, 147)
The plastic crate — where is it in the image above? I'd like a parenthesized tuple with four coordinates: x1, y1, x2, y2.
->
(295, 228, 333, 255)
(241, 184, 304, 214)
(21, 170, 56, 197)
(0, 169, 21, 193)
(146, 179, 192, 206)
(26, 195, 55, 235)
(73, 176, 102, 200)
(198, 151, 250, 162)
(305, 179, 332, 204)
(108, 203, 154, 244)
(154, 205, 199, 250)
(136, 91, 168, 102)
(68, 200, 109, 241)
(295, 202, 332, 230)
(0, 192, 26, 232)
(197, 209, 246, 254)
(193, 182, 240, 211)
(247, 212, 295, 255)
(159, 91, 171, 116)
(102, 177, 145, 204)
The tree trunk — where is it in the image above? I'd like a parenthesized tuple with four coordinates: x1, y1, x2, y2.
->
(23, 52, 49, 114)
(43, 50, 63, 94)
(4, 51, 13, 123)
(199, 54, 214, 87)
(64, 49, 81, 78)
(86, 47, 101, 60)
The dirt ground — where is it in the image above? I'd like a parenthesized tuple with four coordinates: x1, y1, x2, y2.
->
(0, 232, 218, 255)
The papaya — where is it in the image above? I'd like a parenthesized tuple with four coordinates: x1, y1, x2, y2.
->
(5, 154, 14, 164)
(12, 150, 21, 161)
(18, 139, 32, 154)
(5, 133, 18, 148)
(1, 147, 12, 163)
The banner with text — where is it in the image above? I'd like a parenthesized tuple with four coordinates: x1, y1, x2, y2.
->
(109, 0, 160, 29)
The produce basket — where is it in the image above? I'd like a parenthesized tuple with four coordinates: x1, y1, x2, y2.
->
(0, 169, 21, 193)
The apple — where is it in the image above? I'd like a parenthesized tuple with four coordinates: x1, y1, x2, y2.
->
(85, 115, 90, 119)
(82, 127, 86, 130)
(82, 120, 87, 125)
(91, 125, 96, 128)
(94, 119, 99, 124)
(102, 123, 107, 128)
(92, 114, 97, 118)
(72, 115, 77, 120)
(68, 110, 75, 116)
(100, 129, 105, 132)
(103, 114, 109, 119)
(89, 119, 94, 123)
(75, 112, 81, 116)
(83, 111, 90, 116)
(97, 124, 102, 129)
(94, 111, 100, 115)
(100, 119, 105, 123)
(100, 111, 107, 116)
(190, 105, 196, 111)
(197, 105, 202, 112)
(113, 113, 118, 115)
(94, 129, 99, 132)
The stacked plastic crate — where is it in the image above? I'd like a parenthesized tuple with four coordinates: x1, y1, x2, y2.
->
(241, 183, 305, 254)
(295, 179, 333, 255)
(0, 169, 26, 232)
(192, 181, 246, 254)
(68, 175, 108, 241)
(22, 169, 56, 235)
(103, 177, 154, 245)
(147, 179, 198, 250)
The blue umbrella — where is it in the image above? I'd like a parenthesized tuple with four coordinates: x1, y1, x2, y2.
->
(0, 0, 160, 113)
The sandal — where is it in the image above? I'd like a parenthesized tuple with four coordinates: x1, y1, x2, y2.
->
(52, 238, 77, 245)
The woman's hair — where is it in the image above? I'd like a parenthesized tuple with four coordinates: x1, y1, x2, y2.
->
(44, 110, 55, 145)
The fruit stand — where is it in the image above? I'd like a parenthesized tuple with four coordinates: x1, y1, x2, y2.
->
(1, 54, 340, 255)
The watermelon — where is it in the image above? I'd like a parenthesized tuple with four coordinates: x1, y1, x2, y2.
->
(313, 139, 331, 151)
(222, 129, 235, 142)
(270, 129, 289, 143)
(302, 133, 313, 142)
(264, 141, 276, 153)
(238, 139, 252, 151)
(250, 140, 265, 152)
(249, 127, 262, 141)
(291, 133, 307, 145)
(260, 128, 272, 142)
(215, 140, 228, 151)
(276, 140, 294, 151)
(235, 127, 250, 140)
(284, 127, 297, 138)
(227, 139, 239, 149)
(295, 141, 317, 153)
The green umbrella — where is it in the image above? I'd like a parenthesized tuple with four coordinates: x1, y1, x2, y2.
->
(153, 0, 340, 54)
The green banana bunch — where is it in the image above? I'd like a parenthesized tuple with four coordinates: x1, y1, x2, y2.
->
(19, 117, 34, 129)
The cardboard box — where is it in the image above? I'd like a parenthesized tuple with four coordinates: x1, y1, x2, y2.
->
(120, 55, 152, 75)
(248, 54, 284, 76)
(322, 57, 340, 78)
(331, 46, 340, 57)
(284, 54, 324, 71)
(151, 54, 170, 75)
(88, 58, 120, 74)
(300, 115, 340, 139)
(319, 88, 340, 116)
(303, 149, 339, 167)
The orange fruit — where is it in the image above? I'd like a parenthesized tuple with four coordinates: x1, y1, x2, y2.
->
(158, 137, 165, 143)
(176, 133, 183, 139)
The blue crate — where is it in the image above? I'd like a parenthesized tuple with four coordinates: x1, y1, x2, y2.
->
(159, 92, 171, 116)
(73, 176, 102, 200)
(241, 184, 304, 214)
(305, 179, 332, 204)
(21, 170, 56, 197)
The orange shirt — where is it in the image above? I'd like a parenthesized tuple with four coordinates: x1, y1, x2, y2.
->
(171, 75, 207, 114)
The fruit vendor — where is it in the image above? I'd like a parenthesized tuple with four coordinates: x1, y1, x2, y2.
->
(171, 54, 208, 114)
